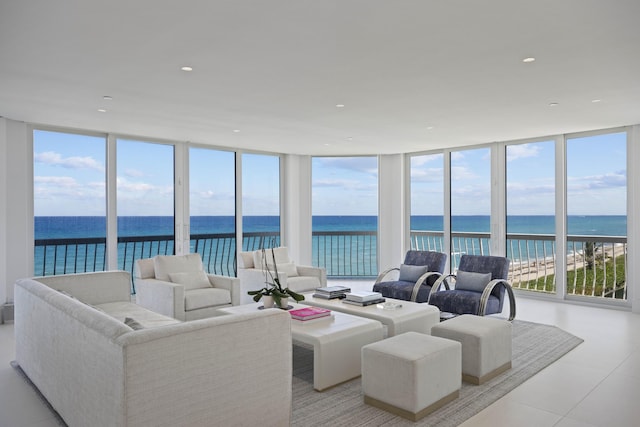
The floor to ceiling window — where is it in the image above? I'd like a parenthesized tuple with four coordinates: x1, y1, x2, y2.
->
(312, 156, 379, 277)
(116, 139, 175, 276)
(450, 147, 491, 269)
(505, 140, 556, 293)
(241, 153, 281, 250)
(33, 130, 107, 275)
(566, 131, 627, 300)
(409, 153, 444, 252)
(189, 147, 236, 275)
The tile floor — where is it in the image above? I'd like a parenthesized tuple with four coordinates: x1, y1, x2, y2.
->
(1, 283, 640, 426)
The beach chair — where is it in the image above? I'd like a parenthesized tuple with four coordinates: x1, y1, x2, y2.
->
(372, 250, 447, 302)
(428, 255, 516, 321)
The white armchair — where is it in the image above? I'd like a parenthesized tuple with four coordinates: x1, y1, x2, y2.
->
(237, 247, 327, 304)
(134, 253, 240, 321)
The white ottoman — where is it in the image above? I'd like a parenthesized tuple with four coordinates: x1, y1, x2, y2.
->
(361, 332, 461, 421)
(431, 314, 512, 385)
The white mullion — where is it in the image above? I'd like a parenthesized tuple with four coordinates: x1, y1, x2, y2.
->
(492, 143, 506, 256)
(555, 135, 567, 300)
(443, 150, 452, 274)
(106, 134, 118, 270)
(174, 142, 188, 255)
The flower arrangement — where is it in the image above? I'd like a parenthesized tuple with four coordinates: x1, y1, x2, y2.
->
(247, 246, 305, 307)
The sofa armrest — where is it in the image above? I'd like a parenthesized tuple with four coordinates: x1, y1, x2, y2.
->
(135, 278, 186, 320)
(296, 265, 327, 286)
(207, 274, 241, 306)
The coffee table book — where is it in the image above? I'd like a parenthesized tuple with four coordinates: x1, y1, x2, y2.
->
(345, 291, 383, 303)
(315, 286, 351, 298)
(342, 298, 386, 307)
(289, 306, 332, 320)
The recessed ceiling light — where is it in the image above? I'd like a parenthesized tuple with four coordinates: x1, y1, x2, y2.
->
(233, 129, 240, 133)
(103, 96, 113, 101)
(336, 104, 345, 108)
(347, 137, 353, 141)
(324, 143, 331, 146)
(592, 99, 602, 103)
(427, 126, 434, 130)
(181, 66, 193, 71)
(97, 108, 107, 113)
(522, 57, 536, 63)
(549, 102, 559, 107)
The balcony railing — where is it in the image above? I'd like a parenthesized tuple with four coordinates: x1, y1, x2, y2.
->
(34, 229, 627, 301)
(34, 232, 281, 288)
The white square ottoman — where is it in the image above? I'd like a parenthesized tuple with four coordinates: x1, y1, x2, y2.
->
(431, 314, 512, 385)
(361, 331, 461, 421)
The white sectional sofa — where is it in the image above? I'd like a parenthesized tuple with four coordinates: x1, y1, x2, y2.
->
(14, 271, 292, 427)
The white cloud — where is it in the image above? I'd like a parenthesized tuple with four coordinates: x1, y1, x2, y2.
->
(317, 157, 378, 175)
(124, 168, 145, 178)
(451, 166, 477, 181)
(410, 167, 444, 183)
(507, 143, 541, 162)
(35, 151, 104, 172)
(34, 176, 78, 187)
(411, 154, 443, 168)
(568, 170, 626, 191)
(116, 177, 156, 193)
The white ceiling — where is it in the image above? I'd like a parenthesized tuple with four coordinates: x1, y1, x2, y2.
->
(1, 0, 640, 155)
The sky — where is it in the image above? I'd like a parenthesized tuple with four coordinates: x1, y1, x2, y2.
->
(33, 130, 627, 218)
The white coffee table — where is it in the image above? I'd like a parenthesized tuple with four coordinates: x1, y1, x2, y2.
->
(218, 302, 383, 391)
(301, 293, 440, 337)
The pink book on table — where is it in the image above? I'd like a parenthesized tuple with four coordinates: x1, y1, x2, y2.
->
(289, 306, 331, 320)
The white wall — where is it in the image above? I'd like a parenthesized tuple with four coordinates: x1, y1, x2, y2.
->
(0, 118, 7, 305)
(1, 119, 32, 303)
(378, 154, 405, 272)
(282, 154, 313, 265)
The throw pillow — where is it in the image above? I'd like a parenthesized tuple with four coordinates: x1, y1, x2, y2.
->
(154, 254, 204, 281)
(454, 270, 492, 293)
(275, 262, 298, 277)
(398, 264, 429, 282)
(252, 247, 292, 270)
(238, 251, 255, 269)
(124, 317, 144, 330)
(168, 271, 212, 290)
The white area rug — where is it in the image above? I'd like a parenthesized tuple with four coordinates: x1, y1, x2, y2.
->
(291, 319, 583, 426)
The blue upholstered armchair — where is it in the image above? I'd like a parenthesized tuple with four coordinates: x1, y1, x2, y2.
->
(428, 255, 516, 321)
(372, 250, 447, 302)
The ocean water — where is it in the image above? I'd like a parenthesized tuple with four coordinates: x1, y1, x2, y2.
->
(34, 215, 628, 239)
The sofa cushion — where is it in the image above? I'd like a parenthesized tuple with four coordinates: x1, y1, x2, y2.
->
(398, 264, 429, 282)
(154, 254, 203, 281)
(96, 301, 181, 328)
(253, 247, 291, 270)
(286, 276, 321, 293)
(184, 288, 231, 311)
(277, 262, 298, 277)
(455, 270, 492, 293)
(168, 271, 211, 290)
